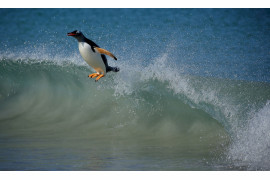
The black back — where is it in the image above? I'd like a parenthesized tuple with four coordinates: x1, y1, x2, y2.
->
(85, 38, 100, 52)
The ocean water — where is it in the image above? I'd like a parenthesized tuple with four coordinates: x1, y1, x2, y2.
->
(0, 8, 270, 170)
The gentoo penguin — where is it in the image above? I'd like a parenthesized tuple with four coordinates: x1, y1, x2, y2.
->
(67, 30, 119, 82)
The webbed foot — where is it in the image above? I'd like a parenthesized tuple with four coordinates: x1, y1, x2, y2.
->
(95, 74, 104, 82)
(88, 73, 99, 78)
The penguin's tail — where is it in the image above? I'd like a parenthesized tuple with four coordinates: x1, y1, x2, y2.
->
(107, 66, 120, 73)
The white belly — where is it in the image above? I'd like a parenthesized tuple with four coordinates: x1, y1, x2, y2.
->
(78, 42, 106, 75)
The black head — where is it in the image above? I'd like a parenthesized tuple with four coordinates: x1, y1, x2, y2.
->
(67, 30, 83, 37)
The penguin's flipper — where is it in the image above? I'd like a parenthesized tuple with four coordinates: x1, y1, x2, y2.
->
(94, 47, 117, 60)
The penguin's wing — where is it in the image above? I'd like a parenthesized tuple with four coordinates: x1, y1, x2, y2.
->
(94, 47, 117, 60)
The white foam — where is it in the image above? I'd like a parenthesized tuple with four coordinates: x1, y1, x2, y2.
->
(227, 101, 270, 170)
(0, 45, 87, 67)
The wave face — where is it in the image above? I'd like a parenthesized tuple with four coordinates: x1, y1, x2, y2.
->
(1, 54, 270, 170)
(0, 57, 227, 142)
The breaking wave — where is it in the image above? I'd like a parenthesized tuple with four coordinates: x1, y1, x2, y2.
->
(0, 51, 270, 170)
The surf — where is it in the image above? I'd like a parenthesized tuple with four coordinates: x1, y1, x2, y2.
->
(0, 53, 270, 170)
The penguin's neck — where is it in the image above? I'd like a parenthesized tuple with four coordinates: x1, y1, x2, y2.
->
(75, 35, 86, 42)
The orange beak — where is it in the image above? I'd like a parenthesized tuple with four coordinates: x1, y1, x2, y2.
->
(67, 33, 76, 36)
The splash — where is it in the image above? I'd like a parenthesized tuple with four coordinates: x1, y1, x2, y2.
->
(227, 101, 270, 170)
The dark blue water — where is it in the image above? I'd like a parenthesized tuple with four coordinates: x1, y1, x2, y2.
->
(1, 9, 270, 82)
(0, 9, 270, 170)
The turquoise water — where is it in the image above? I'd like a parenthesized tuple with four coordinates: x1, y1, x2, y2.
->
(0, 9, 270, 170)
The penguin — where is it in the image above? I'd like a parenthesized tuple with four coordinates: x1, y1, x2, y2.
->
(67, 30, 119, 82)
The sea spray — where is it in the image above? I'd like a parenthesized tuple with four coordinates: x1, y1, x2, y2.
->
(227, 101, 270, 170)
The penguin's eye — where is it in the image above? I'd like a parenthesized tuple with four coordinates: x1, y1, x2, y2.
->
(76, 31, 80, 34)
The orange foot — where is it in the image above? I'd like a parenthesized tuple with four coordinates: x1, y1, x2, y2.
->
(95, 74, 104, 82)
(88, 73, 99, 78)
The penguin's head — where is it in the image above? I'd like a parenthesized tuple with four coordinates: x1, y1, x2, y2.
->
(67, 30, 85, 41)
(67, 30, 82, 36)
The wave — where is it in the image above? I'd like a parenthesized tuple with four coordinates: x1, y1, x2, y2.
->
(0, 53, 270, 170)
